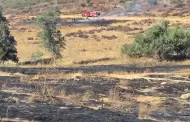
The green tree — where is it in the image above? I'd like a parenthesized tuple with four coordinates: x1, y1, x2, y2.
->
(122, 20, 190, 61)
(0, 7, 18, 62)
(36, 8, 65, 59)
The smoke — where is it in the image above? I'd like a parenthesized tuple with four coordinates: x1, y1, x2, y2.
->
(129, 3, 142, 12)
(103, 0, 159, 17)
(125, 1, 142, 12)
(126, 0, 157, 12)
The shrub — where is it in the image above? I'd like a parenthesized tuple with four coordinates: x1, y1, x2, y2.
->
(124, 1, 133, 10)
(122, 20, 190, 61)
(29, 82, 56, 103)
(31, 51, 43, 60)
(81, 3, 86, 7)
(109, 87, 121, 100)
(82, 89, 96, 101)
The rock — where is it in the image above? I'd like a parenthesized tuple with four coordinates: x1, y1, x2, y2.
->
(184, 88, 189, 92)
(181, 93, 190, 100)
(161, 82, 167, 85)
(59, 106, 69, 110)
(4, 96, 19, 103)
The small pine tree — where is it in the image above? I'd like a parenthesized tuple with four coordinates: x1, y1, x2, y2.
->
(36, 8, 65, 59)
(0, 7, 18, 62)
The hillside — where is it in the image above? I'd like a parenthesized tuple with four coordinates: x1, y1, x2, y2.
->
(0, 0, 190, 16)
(0, 0, 119, 15)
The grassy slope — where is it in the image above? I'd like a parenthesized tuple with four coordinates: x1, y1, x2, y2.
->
(0, 0, 190, 67)
(6, 15, 190, 67)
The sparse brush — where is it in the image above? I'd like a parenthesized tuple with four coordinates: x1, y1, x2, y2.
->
(82, 89, 96, 101)
(69, 93, 83, 106)
(58, 88, 67, 96)
(138, 102, 152, 119)
(111, 102, 137, 116)
(28, 94, 38, 103)
(31, 51, 43, 61)
(108, 87, 121, 100)
(36, 82, 56, 103)
(28, 67, 67, 104)
(32, 73, 56, 103)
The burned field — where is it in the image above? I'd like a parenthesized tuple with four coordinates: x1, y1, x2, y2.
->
(1, 65, 190, 122)
(1, 14, 190, 122)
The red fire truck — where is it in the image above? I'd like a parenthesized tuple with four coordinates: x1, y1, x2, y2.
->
(82, 10, 100, 17)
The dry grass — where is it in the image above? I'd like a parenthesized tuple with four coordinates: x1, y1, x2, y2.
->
(138, 103, 155, 120)
(2, 13, 190, 122)
(6, 16, 190, 68)
(82, 89, 97, 101)
(30, 72, 83, 81)
(108, 87, 121, 100)
(29, 82, 56, 103)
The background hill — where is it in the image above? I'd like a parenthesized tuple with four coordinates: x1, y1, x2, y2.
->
(0, 0, 190, 16)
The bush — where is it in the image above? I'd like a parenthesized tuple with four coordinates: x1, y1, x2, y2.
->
(124, 1, 133, 10)
(31, 51, 43, 60)
(81, 3, 86, 7)
(122, 20, 190, 61)
(82, 89, 96, 101)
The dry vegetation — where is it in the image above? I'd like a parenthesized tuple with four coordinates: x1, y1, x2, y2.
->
(0, 15, 189, 121)
(1, 1, 190, 121)
(7, 15, 190, 67)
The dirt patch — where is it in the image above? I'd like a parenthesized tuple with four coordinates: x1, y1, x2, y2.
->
(131, 19, 155, 26)
(106, 25, 141, 32)
(102, 35, 117, 40)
